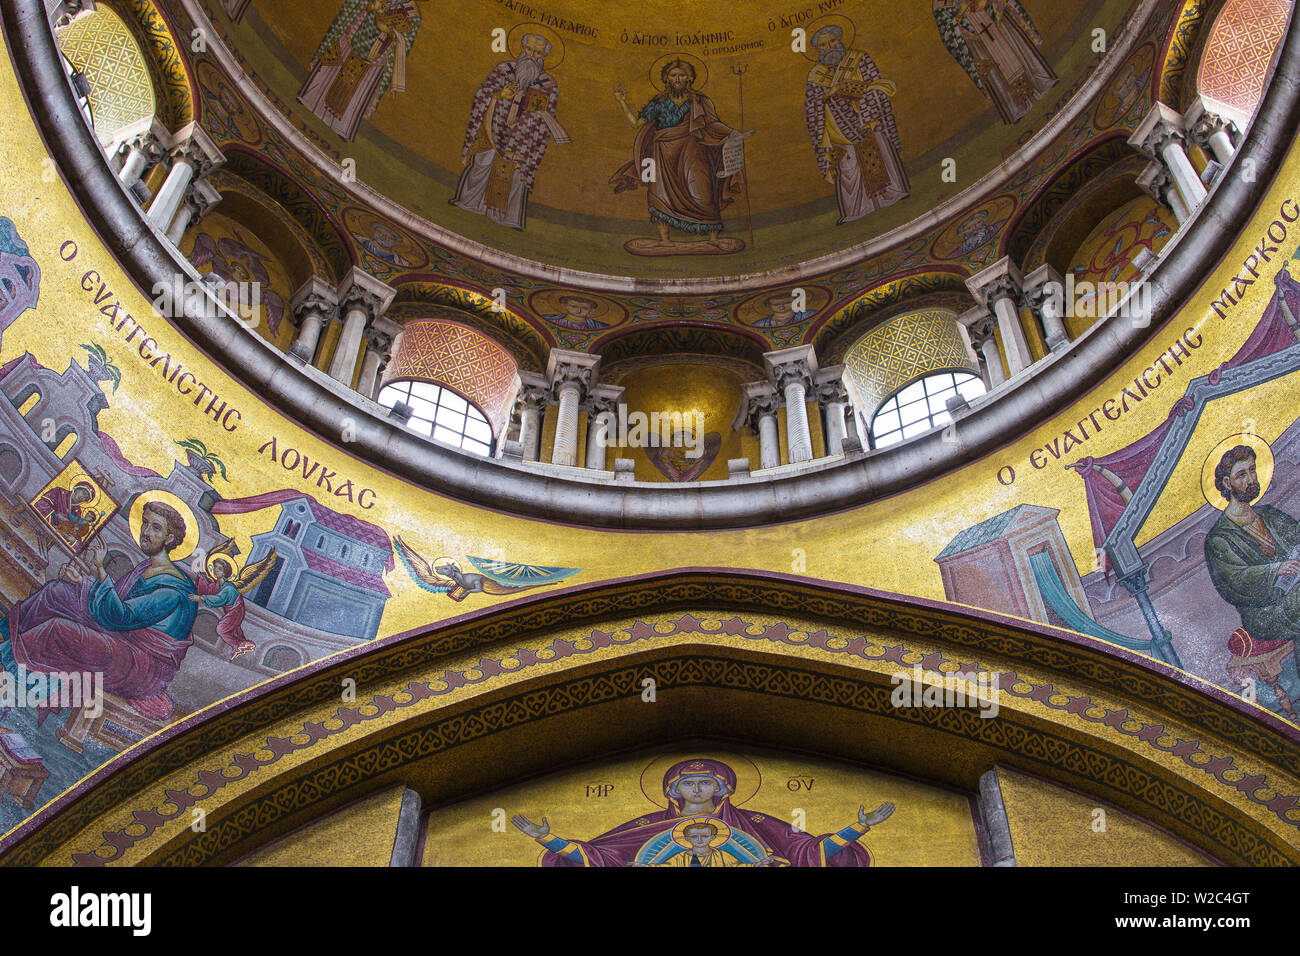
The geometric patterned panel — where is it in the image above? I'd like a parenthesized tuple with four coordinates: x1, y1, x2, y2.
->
(1196, 0, 1290, 120)
(843, 309, 976, 418)
(382, 320, 519, 435)
(56, 8, 156, 139)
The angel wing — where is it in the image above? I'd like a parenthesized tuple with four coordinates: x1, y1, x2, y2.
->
(933, 0, 985, 95)
(232, 548, 277, 594)
(189, 232, 225, 275)
(394, 535, 453, 594)
(465, 557, 581, 589)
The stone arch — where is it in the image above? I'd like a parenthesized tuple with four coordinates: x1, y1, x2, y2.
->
(3, 570, 1295, 867)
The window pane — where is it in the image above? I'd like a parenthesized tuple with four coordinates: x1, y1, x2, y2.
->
(875, 430, 903, 448)
(928, 393, 952, 415)
(435, 405, 466, 430)
(433, 425, 463, 446)
(408, 417, 433, 437)
(899, 400, 928, 426)
(406, 394, 440, 417)
(897, 381, 926, 405)
(376, 386, 401, 409)
(925, 374, 954, 395)
(873, 408, 900, 434)
(464, 417, 492, 442)
(902, 420, 932, 439)
(439, 389, 468, 414)
(956, 375, 986, 400)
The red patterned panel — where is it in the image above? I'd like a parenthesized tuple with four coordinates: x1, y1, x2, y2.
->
(383, 320, 519, 436)
(1197, 0, 1290, 118)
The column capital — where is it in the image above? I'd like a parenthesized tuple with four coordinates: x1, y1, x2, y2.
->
(189, 177, 223, 217)
(1021, 263, 1064, 308)
(965, 256, 1025, 309)
(957, 305, 997, 346)
(1127, 102, 1187, 158)
(1135, 159, 1174, 203)
(336, 266, 397, 318)
(167, 122, 226, 177)
(513, 370, 551, 413)
(732, 381, 781, 432)
(48, 0, 97, 27)
(365, 315, 401, 354)
(1182, 94, 1235, 147)
(813, 365, 851, 406)
(584, 383, 624, 416)
(763, 344, 818, 393)
(545, 348, 600, 401)
(109, 115, 169, 158)
(290, 276, 339, 328)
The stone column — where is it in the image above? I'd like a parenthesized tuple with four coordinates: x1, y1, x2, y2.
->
(512, 371, 550, 463)
(165, 177, 221, 245)
(329, 268, 396, 384)
(1022, 264, 1070, 353)
(1136, 160, 1189, 224)
(1129, 103, 1207, 217)
(734, 382, 782, 470)
(814, 367, 852, 456)
(356, 317, 399, 399)
(288, 277, 338, 365)
(1184, 95, 1237, 167)
(584, 384, 624, 471)
(765, 345, 818, 465)
(112, 116, 168, 189)
(967, 258, 1033, 378)
(959, 306, 1005, 388)
(147, 123, 225, 231)
(546, 349, 599, 467)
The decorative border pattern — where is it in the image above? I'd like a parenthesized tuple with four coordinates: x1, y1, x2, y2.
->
(1, 571, 1295, 866)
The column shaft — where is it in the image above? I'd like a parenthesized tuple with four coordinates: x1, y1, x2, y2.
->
(824, 401, 848, 455)
(1160, 140, 1208, 213)
(329, 305, 368, 382)
(758, 413, 779, 469)
(992, 295, 1033, 377)
(147, 157, 196, 228)
(586, 412, 610, 470)
(520, 406, 541, 462)
(980, 337, 1007, 387)
(552, 384, 581, 466)
(784, 380, 812, 464)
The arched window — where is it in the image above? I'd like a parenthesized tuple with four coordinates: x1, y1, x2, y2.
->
(377, 380, 494, 457)
(870, 372, 985, 449)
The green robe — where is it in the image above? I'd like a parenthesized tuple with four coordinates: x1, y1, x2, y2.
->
(1204, 505, 1300, 643)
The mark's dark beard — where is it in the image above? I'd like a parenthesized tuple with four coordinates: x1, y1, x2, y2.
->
(667, 79, 693, 97)
(1232, 481, 1261, 503)
(139, 537, 168, 557)
(819, 47, 846, 66)
(513, 54, 543, 90)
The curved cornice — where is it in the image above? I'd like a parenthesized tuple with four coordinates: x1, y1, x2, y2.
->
(1, 570, 1294, 865)
(5, 0, 1298, 530)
